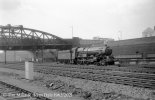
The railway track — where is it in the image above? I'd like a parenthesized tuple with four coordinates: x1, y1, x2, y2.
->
(2, 62, 155, 74)
(35, 63, 155, 74)
(2, 63, 155, 80)
(0, 81, 51, 100)
(35, 68, 155, 89)
(38, 66, 155, 80)
(0, 63, 155, 89)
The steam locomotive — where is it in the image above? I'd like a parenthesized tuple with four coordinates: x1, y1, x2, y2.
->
(57, 45, 114, 65)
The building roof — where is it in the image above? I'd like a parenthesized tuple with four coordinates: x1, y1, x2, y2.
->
(108, 36, 155, 46)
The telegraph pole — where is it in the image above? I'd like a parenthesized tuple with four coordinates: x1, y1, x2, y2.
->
(119, 31, 122, 40)
(118, 31, 122, 40)
(72, 25, 73, 38)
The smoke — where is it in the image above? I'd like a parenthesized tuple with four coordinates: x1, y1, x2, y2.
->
(0, 0, 21, 11)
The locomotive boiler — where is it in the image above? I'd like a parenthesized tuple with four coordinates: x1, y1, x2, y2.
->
(58, 45, 114, 66)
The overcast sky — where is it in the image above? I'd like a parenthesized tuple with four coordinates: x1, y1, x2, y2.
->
(0, 0, 155, 40)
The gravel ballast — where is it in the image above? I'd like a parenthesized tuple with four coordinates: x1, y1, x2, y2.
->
(0, 67, 155, 100)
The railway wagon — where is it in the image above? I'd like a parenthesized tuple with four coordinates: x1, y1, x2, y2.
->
(57, 45, 114, 66)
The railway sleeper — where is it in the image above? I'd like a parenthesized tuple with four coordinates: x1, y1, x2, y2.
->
(0, 81, 51, 100)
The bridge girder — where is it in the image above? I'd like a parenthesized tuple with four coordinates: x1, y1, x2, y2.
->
(0, 24, 72, 50)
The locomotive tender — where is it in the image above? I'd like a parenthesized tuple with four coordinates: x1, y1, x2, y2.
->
(58, 45, 114, 65)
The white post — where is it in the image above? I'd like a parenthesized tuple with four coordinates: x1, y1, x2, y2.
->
(25, 61, 34, 80)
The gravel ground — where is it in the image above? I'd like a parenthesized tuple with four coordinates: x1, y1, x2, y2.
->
(0, 68, 155, 100)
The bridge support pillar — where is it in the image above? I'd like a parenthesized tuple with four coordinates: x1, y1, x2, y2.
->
(4, 50, 6, 64)
(41, 46, 44, 63)
(41, 49, 44, 63)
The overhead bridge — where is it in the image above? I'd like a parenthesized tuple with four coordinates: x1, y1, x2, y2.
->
(0, 24, 72, 50)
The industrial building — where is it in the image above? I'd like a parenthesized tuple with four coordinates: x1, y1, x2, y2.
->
(142, 26, 155, 37)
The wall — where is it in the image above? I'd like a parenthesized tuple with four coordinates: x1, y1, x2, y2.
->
(107, 36, 155, 59)
(0, 50, 34, 62)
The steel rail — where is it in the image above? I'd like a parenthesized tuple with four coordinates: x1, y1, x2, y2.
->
(0, 81, 52, 100)
(0, 63, 155, 89)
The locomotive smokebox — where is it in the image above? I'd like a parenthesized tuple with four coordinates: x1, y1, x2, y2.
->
(105, 47, 112, 56)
